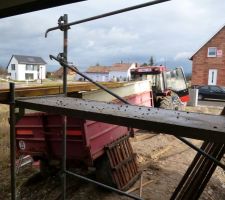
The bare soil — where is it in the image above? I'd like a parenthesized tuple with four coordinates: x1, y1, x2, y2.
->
(15, 133, 225, 200)
(0, 105, 225, 200)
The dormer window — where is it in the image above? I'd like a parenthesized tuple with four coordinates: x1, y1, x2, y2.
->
(208, 47, 217, 57)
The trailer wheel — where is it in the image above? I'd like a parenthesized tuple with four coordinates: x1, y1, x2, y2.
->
(40, 159, 58, 177)
(95, 155, 116, 187)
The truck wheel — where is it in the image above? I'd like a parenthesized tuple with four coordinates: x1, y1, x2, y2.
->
(159, 93, 182, 110)
(95, 155, 116, 187)
(159, 96, 174, 110)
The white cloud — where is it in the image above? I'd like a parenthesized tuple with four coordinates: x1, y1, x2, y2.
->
(0, 0, 225, 73)
(174, 52, 192, 61)
(87, 40, 95, 47)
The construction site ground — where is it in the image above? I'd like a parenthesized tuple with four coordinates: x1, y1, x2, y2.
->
(0, 105, 225, 200)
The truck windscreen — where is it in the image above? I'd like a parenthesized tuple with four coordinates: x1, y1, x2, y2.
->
(166, 68, 187, 92)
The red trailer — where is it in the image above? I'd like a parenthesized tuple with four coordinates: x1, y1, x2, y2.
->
(16, 90, 153, 190)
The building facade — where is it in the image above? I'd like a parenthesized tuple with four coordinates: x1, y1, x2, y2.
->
(76, 63, 137, 82)
(190, 25, 225, 86)
(52, 66, 76, 81)
(7, 55, 46, 81)
(109, 63, 137, 81)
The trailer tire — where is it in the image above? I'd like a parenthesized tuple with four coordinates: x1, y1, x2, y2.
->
(40, 159, 58, 177)
(95, 155, 116, 188)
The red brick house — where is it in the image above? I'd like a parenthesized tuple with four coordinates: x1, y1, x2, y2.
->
(190, 25, 225, 86)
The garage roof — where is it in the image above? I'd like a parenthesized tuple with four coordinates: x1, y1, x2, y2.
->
(0, 0, 85, 19)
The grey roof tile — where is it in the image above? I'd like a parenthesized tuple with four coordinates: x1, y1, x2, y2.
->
(13, 55, 47, 65)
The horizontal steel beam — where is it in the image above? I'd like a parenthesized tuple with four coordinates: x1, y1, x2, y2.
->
(0, 82, 124, 104)
(15, 96, 225, 143)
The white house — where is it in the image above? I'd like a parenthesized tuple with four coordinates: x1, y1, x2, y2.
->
(7, 55, 47, 81)
(76, 63, 137, 82)
(76, 65, 110, 82)
(109, 63, 137, 81)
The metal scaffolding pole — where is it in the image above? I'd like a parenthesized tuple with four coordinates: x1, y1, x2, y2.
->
(45, 0, 171, 37)
(9, 82, 16, 200)
(61, 14, 69, 200)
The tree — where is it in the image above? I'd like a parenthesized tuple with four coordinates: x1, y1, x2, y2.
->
(149, 56, 154, 66)
(141, 63, 148, 66)
(0, 66, 7, 75)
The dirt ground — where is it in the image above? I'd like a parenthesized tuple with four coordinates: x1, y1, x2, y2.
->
(15, 133, 225, 200)
(0, 105, 225, 200)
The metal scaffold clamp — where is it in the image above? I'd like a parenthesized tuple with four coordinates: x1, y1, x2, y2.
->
(58, 14, 70, 31)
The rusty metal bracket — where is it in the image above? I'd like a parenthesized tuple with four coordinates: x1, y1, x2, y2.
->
(58, 15, 71, 32)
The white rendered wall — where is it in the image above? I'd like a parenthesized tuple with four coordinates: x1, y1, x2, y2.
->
(7, 57, 18, 80)
(76, 72, 109, 82)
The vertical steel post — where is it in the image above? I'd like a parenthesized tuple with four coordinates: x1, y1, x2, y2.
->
(9, 82, 16, 200)
(62, 14, 68, 200)
(62, 115, 67, 200)
(63, 14, 68, 95)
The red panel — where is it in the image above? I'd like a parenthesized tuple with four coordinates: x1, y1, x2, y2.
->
(113, 91, 153, 107)
(85, 122, 128, 159)
(67, 130, 82, 136)
(131, 66, 166, 74)
(15, 91, 154, 167)
(16, 130, 33, 135)
(180, 95, 190, 103)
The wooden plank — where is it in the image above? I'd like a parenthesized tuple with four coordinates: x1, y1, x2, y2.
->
(126, 180, 153, 193)
(0, 82, 124, 104)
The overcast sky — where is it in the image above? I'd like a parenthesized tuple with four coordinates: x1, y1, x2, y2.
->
(0, 0, 225, 73)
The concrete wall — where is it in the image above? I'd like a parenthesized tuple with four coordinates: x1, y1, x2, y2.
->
(191, 27, 225, 86)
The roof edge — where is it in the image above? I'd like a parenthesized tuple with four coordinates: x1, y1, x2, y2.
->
(190, 24, 225, 60)
(6, 55, 14, 70)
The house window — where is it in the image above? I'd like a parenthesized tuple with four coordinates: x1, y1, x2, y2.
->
(25, 73, 34, 80)
(11, 64, 15, 70)
(26, 64, 34, 71)
(208, 47, 217, 57)
(33, 65, 38, 71)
